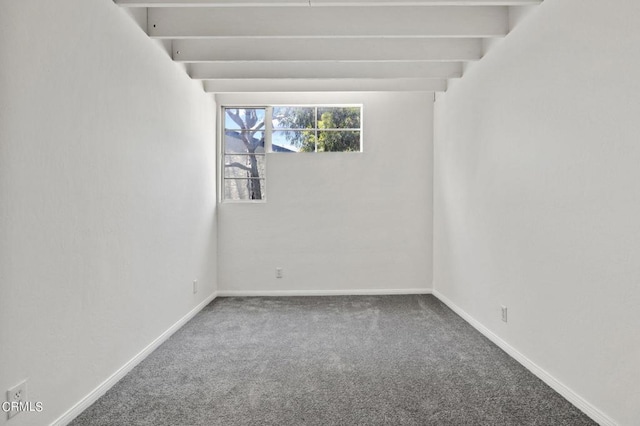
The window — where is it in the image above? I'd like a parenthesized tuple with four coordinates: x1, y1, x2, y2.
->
(272, 106, 361, 153)
(222, 105, 362, 202)
(223, 108, 266, 201)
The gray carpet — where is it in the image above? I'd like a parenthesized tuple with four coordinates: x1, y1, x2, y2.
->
(70, 295, 596, 425)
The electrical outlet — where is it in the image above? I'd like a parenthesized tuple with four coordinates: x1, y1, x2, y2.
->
(193, 280, 198, 294)
(6, 380, 27, 419)
(275, 267, 283, 279)
(501, 305, 508, 323)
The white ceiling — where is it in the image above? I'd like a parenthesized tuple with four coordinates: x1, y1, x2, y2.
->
(115, 0, 543, 93)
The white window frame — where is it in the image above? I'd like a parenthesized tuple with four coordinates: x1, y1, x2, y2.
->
(220, 104, 362, 203)
(270, 104, 363, 153)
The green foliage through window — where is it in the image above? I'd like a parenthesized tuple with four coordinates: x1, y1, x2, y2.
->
(272, 106, 361, 153)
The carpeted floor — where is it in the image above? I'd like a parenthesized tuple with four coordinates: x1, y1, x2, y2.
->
(70, 295, 596, 425)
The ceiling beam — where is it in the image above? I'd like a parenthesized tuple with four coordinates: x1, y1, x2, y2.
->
(117, 0, 541, 6)
(116, 0, 307, 6)
(148, 6, 508, 38)
(189, 61, 462, 79)
(203, 78, 447, 93)
(311, 0, 541, 4)
(173, 38, 482, 62)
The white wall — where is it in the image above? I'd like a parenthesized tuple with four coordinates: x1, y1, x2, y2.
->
(0, 1, 217, 425)
(434, 0, 640, 424)
(217, 92, 433, 295)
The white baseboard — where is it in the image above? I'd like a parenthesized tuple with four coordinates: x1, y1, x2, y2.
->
(51, 292, 218, 426)
(217, 288, 433, 297)
(432, 289, 617, 426)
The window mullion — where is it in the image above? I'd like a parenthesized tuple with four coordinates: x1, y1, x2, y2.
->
(265, 106, 273, 153)
(314, 106, 318, 153)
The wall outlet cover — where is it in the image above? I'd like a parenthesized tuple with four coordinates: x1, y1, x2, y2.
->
(6, 380, 27, 419)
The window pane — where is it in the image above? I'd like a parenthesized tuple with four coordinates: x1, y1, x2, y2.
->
(317, 131, 361, 152)
(224, 108, 266, 130)
(224, 131, 265, 154)
(272, 107, 314, 129)
(224, 179, 266, 201)
(272, 130, 317, 153)
(224, 155, 266, 179)
(317, 107, 361, 129)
